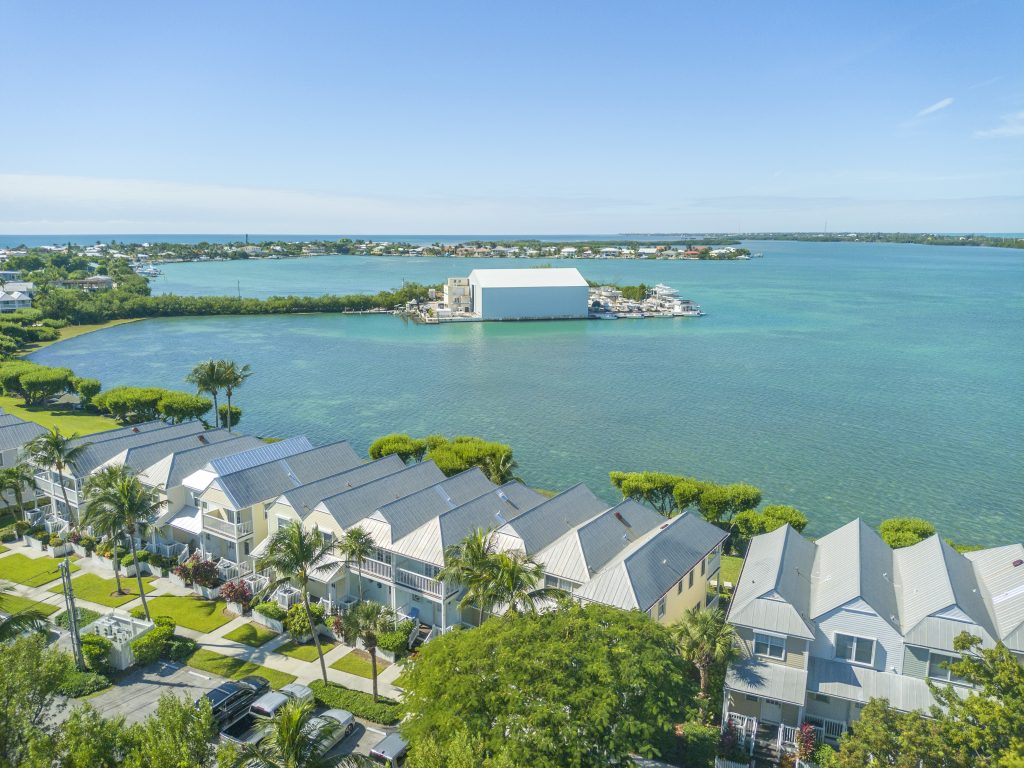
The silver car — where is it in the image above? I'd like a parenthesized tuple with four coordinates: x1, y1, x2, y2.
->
(310, 708, 355, 753)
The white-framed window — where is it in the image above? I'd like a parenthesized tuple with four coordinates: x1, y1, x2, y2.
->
(928, 652, 969, 685)
(754, 632, 786, 660)
(688, 570, 695, 588)
(657, 597, 667, 618)
(677, 578, 684, 594)
(835, 633, 874, 666)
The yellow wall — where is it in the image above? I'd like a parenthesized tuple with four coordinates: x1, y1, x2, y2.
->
(649, 545, 723, 625)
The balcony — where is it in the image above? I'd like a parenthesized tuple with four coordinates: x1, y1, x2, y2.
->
(202, 514, 254, 539)
(395, 567, 444, 598)
(34, 476, 81, 508)
(350, 556, 393, 581)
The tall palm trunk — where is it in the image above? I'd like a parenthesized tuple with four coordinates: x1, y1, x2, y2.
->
(356, 558, 364, 602)
(301, 590, 328, 684)
(225, 390, 233, 432)
(57, 462, 73, 524)
(211, 391, 219, 427)
(127, 530, 150, 620)
(369, 645, 379, 701)
(111, 534, 124, 594)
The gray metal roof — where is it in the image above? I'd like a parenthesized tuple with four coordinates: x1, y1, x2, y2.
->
(69, 419, 172, 447)
(966, 544, 1024, 652)
(375, 468, 496, 540)
(806, 657, 952, 713)
(317, 461, 447, 530)
(274, 455, 407, 518)
(0, 413, 27, 428)
(395, 482, 547, 564)
(0, 420, 46, 452)
(577, 500, 665, 575)
(725, 657, 809, 706)
(70, 421, 208, 474)
(497, 483, 610, 554)
(215, 441, 362, 510)
(205, 436, 313, 476)
(141, 435, 267, 490)
(105, 429, 237, 473)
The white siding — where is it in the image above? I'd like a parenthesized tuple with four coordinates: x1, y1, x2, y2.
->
(811, 599, 905, 674)
(469, 280, 588, 320)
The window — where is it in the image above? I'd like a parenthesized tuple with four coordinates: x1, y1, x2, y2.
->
(700, 557, 706, 576)
(754, 632, 786, 659)
(813, 694, 831, 704)
(688, 570, 695, 588)
(745, 694, 759, 703)
(835, 634, 874, 665)
(677, 579, 684, 595)
(928, 652, 969, 685)
(657, 597, 666, 618)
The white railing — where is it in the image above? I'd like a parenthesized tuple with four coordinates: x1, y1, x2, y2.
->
(177, 547, 191, 565)
(243, 572, 270, 595)
(779, 725, 799, 751)
(715, 759, 750, 768)
(44, 517, 70, 536)
(216, 557, 253, 581)
(395, 567, 443, 598)
(805, 716, 846, 741)
(351, 557, 392, 581)
(316, 596, 333, 615)
(202, 514, 253, 538)
(272, 585, 301, 610)
(147, 541, 185, 559)
(406, 621, 420, 649)
(726, 713, 758, 756)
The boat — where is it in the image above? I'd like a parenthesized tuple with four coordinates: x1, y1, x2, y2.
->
(589, 312, 618, 320)
(672, 299, 704, 317)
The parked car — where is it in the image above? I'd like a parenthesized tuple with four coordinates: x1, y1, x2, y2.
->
(308, 708, 355, 754)
(200, 676, 270, 730)
(370, 732, 408, 766)
(220, 682, 315, 746)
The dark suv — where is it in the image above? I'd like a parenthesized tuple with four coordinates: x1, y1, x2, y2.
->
(200, 675, 270, 729)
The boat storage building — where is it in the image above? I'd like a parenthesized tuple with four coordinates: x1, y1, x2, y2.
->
(466, 267, 589, 320)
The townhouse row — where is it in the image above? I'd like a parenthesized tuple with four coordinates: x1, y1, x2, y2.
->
(722, 519, 1024, 761)
(29, 419, 728, 633)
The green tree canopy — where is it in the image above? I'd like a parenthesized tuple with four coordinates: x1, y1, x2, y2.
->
(368, 433, 428, 463)
(609, 471, 686, 516)
(399, 602, 691, 767)
(156, 391, 213, 423)
(878, 517, 936, 548)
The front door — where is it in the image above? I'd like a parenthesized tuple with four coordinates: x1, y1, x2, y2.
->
(760, 698, 783, 724)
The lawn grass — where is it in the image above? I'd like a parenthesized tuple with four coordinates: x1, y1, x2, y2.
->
(186, 648, 296, 689)
(330, 649, 387, 678)
(720, 555, 744, 587)
(0, 394, 119, 435)
(130, 595, 230, 633)
(0, 544, 7, 554)
(49, 573, 154, 608)
(0, 592, 60, 616)
(224, 622, 279, 648)
(0, 553, 79, 587)
(277, 638, 336, 662)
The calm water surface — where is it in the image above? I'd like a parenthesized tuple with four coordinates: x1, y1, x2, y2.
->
(31, 241, 1024, 546)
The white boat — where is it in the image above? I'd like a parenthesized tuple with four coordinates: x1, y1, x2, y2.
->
(652, 283, 679, 298)
(672, 299, 704, 317)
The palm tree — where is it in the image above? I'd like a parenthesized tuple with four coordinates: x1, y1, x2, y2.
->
(219, 360, 252, 432)
(0, 585, 48, 642)
(439, 528, 558, 620)
(483, 451, 522, 484)
(671, 606, 738, 708)
(257, 523, 335, 683)
(235, 698, 374, 768)
(186, 360, 225, 425)
(25, 427, 90, 523)
(348, 601, 396, 702)
(0, 461, 37, 521)
(82, 465, 164, 618)
(337, 527, 375, 603)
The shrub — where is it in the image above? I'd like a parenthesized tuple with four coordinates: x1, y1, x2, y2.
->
(153, 615, 175, 629)
(378, 619, 415, 656)
(19, 367, 74, 406)
(218, 404, 242, 428)
(55, 607, 101, 631)
(15, 520, 31, 536)
(121, 549, 150, 567)
(58, 669, 110, 697)
(333, 612, 358, 646)
(309, 681, 401, 725)
(812, 743, 839, 768)
(285, 602, 325, 639)
(368, 433, 427, 463)
(879, 517, 936, 549)
(173, 554, 220, 587)
(254, 601, 286, 621)
(80, 633, 113, 674)
(220, 580, 253, 611)
(1, 528, 15, 543)
(73, 377, 102, 406)
(48, 533, 64, 547)
(164, 634, 197, 662)
(131, 625, 174, 666)
(156, 391, 212, 423)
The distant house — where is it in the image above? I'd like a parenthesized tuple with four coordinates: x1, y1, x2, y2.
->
(55, 275, 115, 292)
(0, 280, 34, 313)
(722, 519, 1024, 761)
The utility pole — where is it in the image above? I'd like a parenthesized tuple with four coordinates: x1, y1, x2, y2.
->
(60, 555, 85, 671)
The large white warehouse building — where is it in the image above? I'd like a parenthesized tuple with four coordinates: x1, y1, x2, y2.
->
(467, 267, 589, 320)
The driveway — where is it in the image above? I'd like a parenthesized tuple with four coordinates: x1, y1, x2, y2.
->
(78, 661, 225, 725)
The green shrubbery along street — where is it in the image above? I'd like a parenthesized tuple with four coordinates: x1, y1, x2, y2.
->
(309, 680, 401, 725)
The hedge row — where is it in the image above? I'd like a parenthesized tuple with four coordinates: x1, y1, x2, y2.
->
(309, 680, 401, 725)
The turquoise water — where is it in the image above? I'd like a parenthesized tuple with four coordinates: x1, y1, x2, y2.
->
(31, 241, 1024, 545)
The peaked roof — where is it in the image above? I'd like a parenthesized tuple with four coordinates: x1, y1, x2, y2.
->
(138, 435, 266, 490)
(212, 441, 362, 510)
(70, 421, 208, 475)
(101, 429, 237, 474)
(0, 420, 46, 452)
(966, 544, 1024, 652)
(492, 483, 609, 555)
(274, 455, 407, 518)
(372, 468, 496, 542)
(315, 461, 447, 530)
(182, 436, 314, 492)
(467, 267, 588, 288)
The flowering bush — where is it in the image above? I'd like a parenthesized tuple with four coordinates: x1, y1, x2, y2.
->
(796, 722, 817, 760)
(172, 554, 221, 588)
(220, 579, 253, 610)
(717, 721, 747, 762)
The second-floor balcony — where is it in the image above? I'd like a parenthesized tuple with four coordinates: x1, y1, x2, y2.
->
(350, 556, 393, 581)
(34, 474, 81, 508)
(202, 513, 254, 539)
(395, 566, 445, 598)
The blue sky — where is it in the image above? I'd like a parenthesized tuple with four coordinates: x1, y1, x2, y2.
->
(1, 0, 1021, 233)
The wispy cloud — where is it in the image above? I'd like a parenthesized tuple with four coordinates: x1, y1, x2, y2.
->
(975, 111, 1024, 138)
(917, 97, 954, 117)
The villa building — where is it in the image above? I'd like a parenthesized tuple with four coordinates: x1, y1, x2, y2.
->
(722, 519, 1024, 761)
(0, 280, 34, 313)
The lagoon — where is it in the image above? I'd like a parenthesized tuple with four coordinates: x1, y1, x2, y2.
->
(30, 241, 1024, 545)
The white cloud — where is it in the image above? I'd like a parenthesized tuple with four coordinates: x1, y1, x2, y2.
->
(916, 97, 954, 117)
(975, 111, 1024, 138)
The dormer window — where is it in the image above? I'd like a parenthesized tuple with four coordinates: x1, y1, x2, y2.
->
(835, 633, 874, 666)
(754, 632, 786, 660)
(928, 652, 969, 686)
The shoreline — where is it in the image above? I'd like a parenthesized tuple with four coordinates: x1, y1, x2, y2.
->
(19, 318, 143, 357)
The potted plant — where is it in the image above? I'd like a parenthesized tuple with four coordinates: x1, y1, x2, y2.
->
(169, 557, 194, 589)
(149, 553, 172, 577)
(252, 601, 286, 633)
(14, 520, 31, 541)
(220, 579, 253, 616)
(28, 528, 48, 551)
(122, 549, 151, 577)
(49, 533, 70, 557)
(190, 558, 221, 599)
